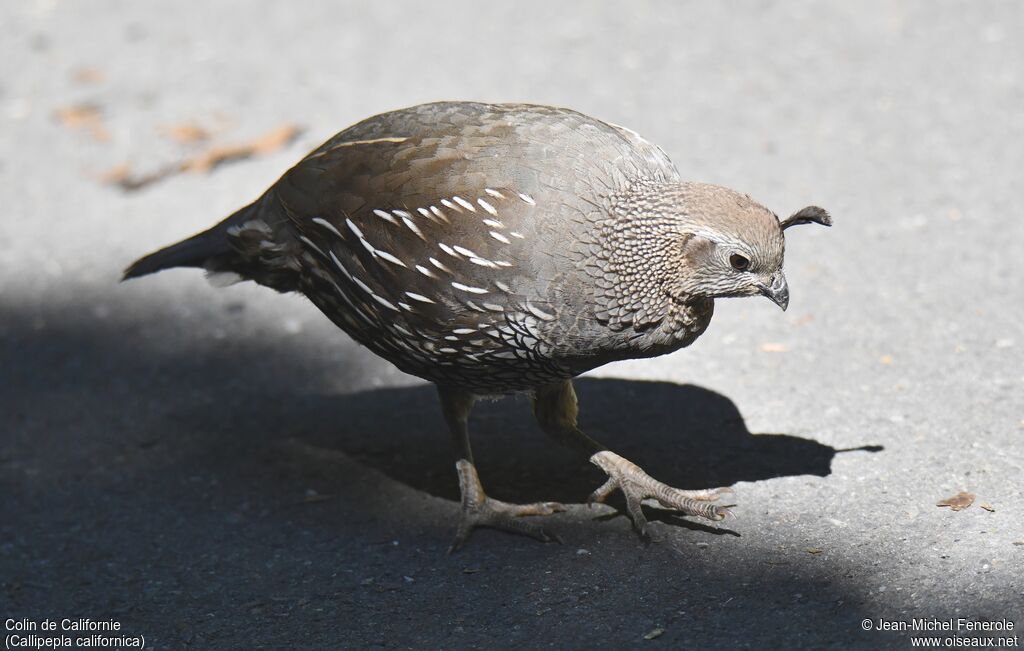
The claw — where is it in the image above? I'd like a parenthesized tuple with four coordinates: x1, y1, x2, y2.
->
(588, 451, 735, 535)
(449, 460, 565, 551)
(587, 477, 617, 505)
(685, 486, 734, 501)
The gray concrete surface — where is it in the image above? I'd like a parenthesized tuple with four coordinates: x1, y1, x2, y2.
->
(2, 1, 1022, 648)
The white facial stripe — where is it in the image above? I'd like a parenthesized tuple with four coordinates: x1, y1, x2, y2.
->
(690, 227, 748, 253)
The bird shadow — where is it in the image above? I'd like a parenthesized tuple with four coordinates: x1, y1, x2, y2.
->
(0, 298, 881, 530)
(269, 378, 882, 511)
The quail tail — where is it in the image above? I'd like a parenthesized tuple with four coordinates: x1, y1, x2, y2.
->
(122, 225, 231, 280)
(120, 195, 270, 281)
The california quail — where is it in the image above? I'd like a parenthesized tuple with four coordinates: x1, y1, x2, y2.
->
(125, 102, 831, 548)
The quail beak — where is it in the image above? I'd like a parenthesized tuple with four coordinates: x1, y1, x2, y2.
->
(760, 272, 790, 311)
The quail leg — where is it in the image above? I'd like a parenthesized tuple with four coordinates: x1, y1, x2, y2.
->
(532, 380, 732, 537)
(587, 451, 732, 536)
(438, 386, 565, 552)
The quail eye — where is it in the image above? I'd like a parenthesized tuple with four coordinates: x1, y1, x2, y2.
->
(729, 253, 750, 271)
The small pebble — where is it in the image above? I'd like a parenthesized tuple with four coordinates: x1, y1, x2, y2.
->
(643, 628, 664, 640)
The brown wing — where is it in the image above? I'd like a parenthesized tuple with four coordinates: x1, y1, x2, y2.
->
(264, 102, 679, 388)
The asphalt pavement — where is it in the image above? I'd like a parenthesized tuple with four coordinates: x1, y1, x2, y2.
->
(1, 2, 1022, 648)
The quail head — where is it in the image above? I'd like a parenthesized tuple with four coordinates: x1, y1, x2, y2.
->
(125, 102, 831, 549)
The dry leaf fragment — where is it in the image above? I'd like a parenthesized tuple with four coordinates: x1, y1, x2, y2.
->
(55, 103, 101, 127)
(72, 67, 105, 84)
(182, 124, 302, 173)
(83, 124, 111, 141)
(161, 123, 211, 144)
(760, 342, 788, 353)
(806, 547, 823, 554)
(101, 124, 304, 193)
(98, 163, 177, 192)
(979, 503, 995, 512)
(936, 491, 974, 511)
(643, 628, 665, 640)
(249, 124, 302, 153)
(54, 103, 110, 141)
(98, 163, 131, 185)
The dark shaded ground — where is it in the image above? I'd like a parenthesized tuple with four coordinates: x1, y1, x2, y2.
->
(286, 381, 857, 505)
(0, 300, 1004, 650)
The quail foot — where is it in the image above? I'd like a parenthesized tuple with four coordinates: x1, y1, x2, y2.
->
(124, 102, 831, 548)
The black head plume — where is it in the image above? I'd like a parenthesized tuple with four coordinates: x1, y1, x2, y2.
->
(779, 206, 832, 230)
